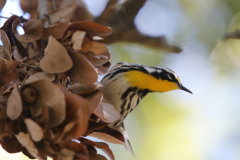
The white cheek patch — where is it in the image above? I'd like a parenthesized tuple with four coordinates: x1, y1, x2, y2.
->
(167, 74, 172, 80)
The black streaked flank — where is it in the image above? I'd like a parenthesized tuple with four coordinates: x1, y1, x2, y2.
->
(121, 87, 138, 100)
(136, 97, 140, 106)
(120, 100, 127, 114)
(127, 93, 135, 111)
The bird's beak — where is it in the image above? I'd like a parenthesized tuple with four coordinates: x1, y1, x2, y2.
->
(178, 84, 192, 94)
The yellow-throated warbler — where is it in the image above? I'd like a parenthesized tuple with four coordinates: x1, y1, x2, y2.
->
(100, 62, 192, 153)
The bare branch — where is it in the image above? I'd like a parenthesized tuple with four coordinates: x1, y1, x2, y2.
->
(103, 29, 182, 53)
(224, 30, 240, 39)
(95, 0, 118, 24)
(95, 0, 182, 53)
(117, 0, 146, 22)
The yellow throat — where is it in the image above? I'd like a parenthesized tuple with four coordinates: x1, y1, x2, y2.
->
(124, 70, 179, 92)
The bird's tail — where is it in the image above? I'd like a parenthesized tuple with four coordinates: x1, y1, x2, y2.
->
(116, 125, 135, 156)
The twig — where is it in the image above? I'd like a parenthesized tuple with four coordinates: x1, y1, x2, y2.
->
(20, 63, 38, 70)
(0, 15, 9, 19)
(224, 30, 240, 39)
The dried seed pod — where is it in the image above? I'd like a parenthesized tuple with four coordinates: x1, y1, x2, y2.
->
(0, 130, 13, 141)
(22, 86, 38, 104)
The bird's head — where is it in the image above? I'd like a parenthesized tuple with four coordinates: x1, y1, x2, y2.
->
(124, 65, 192, 94)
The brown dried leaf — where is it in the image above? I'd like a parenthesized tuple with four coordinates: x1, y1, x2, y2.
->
(22, 147, 36, 159)
(20, 0, 38, 16)
(27, 80, 66, 128)
(15, 132, 46, 160)
(89, 129, 125, 145)
(62, 122, 76, 134)
(0, 57, 7, 72)
(6, 84, 22, 120)
(68, 81, 103, 96)
(84, 90, 103, 113)
(33, 105, 49, 131)
(0, 0, 6, 11)
(60, 86, 91, 140)
(63, 21, 112, 39)
(86, 42, 111, 73)
(67, 52, 97, 85)
(2, 85, 13, 95)
(20, 42, 37, 59)
(90, 42, 109, 55)
(64, 141, 88, 158)
(12, 48, 23, 60)
(0, 16, 28, 59)
(42, 17, 70, 39)
(89, 154, 108, 160)
(12, 18, 43, 42)
(25, 72, 55, 84)
(1, 68, 20, 85)
(85, 55, 109, 67)
(81, 138, 115, 160)
(26, 99, 44, 117)
(40, 36, 73, 73)
(43, 141, 55, 155)
(24, 118, 44, 142)
(57, 148, 75, 160)
(0, 46, 11, 59)
(0, 29, 12, 58)
(81, 37, 92, 53)
(96, 62, 111, 75)
(0, 94, 8, 120)
(94, 98, 121, 123)
(0, 136, 22, 153)
(85, 121, 107, 136)
(1, 15, 19, 31)
(71, 31, 86, 50)
(5, 60, 21, 71)
(49, 5, 76, 24)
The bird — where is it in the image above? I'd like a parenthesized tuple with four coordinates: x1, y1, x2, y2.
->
(100, 62, 192, 154)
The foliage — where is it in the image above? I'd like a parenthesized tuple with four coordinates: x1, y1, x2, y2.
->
(0, 0, 139, 159)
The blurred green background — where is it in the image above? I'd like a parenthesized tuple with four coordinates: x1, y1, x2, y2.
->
(1, 0, 240, 160)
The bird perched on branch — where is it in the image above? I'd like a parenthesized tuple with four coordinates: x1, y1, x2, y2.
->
(100, 62, 192, 154)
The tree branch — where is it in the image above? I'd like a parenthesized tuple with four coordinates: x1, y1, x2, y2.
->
(103, 28, 182, 53)
(95, 0, 118, 24)
(224, 30, 240, 39)
(95, 0, 182, 53)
